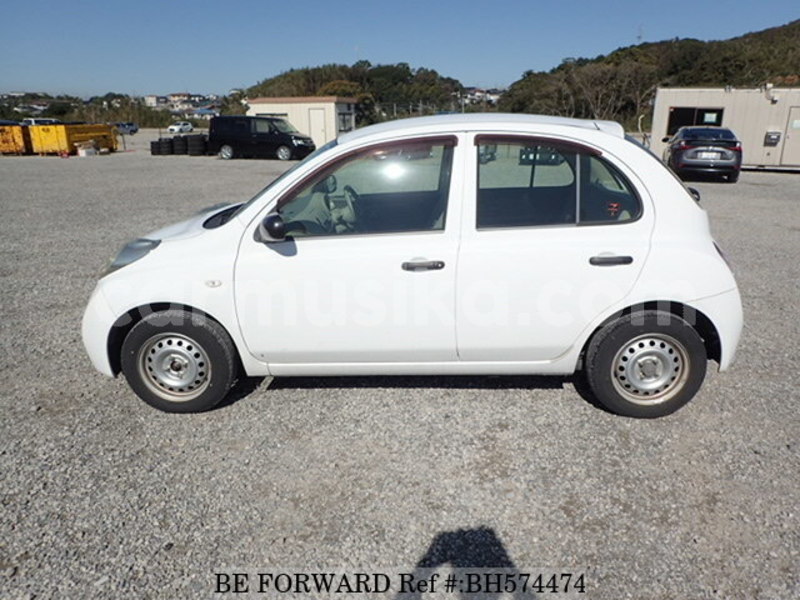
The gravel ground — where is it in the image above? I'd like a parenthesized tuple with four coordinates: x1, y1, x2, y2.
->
(1, 130, 798, 599)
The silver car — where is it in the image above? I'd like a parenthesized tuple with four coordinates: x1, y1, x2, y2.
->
(662, 126, 742, 183)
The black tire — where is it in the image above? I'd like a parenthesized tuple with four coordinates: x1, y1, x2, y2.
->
(158, 138, 173, 155)
(120, 310, 237, 413)
(584, 311, 707, 418)
(172, 136, 188, 155)
(276, 145, 292, 161)
(219, 144, 234, 160)
(726, 171, 740, 183)
(150, 141, 159, 156)
(187, 135, 207, 156)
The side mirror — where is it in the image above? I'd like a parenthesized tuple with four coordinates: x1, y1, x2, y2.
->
(688, 187, 701, 203)
(256, 213, 286, 242)
(661, 136, 671, 143)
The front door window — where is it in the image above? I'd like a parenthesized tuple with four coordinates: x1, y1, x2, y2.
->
(277, 138, 455, 237)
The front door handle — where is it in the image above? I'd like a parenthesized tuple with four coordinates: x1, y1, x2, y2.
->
(589, 255, 634, 266)
(402, 260, 445, 271)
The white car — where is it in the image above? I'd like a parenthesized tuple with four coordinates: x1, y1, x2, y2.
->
(21, 118, 62, 126)
(168, 121, 193, 133)
(82, 114, 742, 418)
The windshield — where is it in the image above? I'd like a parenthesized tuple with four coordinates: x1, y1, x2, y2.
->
(232, 139, 338, 219)
(273, 119, 299, 134)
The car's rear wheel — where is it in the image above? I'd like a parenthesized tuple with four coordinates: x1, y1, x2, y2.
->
(276, 145, 292, 161)
(121, 310, 237, 413)
(584, 311, 707, 418)
(219, 144, 234, 160)
(726, 171, 740, 183)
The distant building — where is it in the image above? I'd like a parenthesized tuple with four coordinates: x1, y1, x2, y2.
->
(145, 92, 221, 116)
(189, 107, 220, 120)
(168, 92, 191, 103)
(463, 87, 504, 106)
(246, 96, 357, 146)
(144, 95, 167, 108)
(651, 86, 800, 168)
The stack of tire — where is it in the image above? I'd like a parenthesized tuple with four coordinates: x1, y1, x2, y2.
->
(149, 134, 207, 156)
(187, 135, 207, 156)
(149, 138, 174, 155)
(172, 136, 188, 155)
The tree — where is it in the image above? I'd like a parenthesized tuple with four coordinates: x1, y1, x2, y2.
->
(317, 80, 362, 97)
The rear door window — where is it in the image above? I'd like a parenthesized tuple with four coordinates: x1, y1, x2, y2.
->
(476, 137, 641, 228)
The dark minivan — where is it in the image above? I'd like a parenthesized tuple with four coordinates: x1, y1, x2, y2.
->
(208, 115, 315, 161)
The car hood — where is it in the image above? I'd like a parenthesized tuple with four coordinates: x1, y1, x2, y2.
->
(143, 203, 237, 242)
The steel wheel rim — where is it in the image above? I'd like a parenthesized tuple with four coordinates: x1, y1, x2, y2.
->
(611, 333, 690, 406)
(220, 145, 233, 159)
(277, 146, 291, 160)
(137, 333, 211, 402)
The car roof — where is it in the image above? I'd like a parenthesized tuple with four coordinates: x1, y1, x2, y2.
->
(679, 126, 732, 131)
(214, 115, 279, 120)
(338, 113, 625, 145)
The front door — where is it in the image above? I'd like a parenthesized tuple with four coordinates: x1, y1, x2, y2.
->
(251, 118, 278, 157)
(781, 106, 800, 166)
(456, 135, 653, 362)
(234, 136, 463, 368)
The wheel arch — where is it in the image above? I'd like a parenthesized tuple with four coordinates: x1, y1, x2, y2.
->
(578, 300, 721, 369)
(107, 303, 241, 376)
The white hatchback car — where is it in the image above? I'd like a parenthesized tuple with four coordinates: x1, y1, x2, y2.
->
(167, 121, 193, 133)
(82, 114, 742, 418)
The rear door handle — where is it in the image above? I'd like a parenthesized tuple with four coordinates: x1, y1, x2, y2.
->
(402, 260, 445, 271)
(589, 255, 634, 266)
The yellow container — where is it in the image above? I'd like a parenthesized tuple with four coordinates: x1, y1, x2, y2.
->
(29, 124, 117, 155)
(0, 125, 31, 154)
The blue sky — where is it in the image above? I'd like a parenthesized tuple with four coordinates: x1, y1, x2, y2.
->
(2, 1, 797, 97)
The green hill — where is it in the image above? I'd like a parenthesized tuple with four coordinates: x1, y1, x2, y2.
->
(246, 61, 463, 124)
(499, 19, 800, 126)
(240, 21, 799, 127)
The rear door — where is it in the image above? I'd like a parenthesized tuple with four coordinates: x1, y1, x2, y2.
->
(216, 117, 252, 155)
(456, 134, 653, 362)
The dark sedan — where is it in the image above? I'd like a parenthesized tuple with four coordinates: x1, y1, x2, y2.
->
(662, 126, 742, 183)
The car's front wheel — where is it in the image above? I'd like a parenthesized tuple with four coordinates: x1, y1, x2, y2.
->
(276, 145, 292, 161)
(120, 310, 237, 412)
(584, 311, 707, 418)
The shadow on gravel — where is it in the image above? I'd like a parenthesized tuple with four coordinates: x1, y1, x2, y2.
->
(267, 374, 567, 391)
(396, 526, 538, 599)
(569, 372, 615, 415)
(676, 172, 732, 184)
(215, 376, 265, 409)
(217, 374, 612, 414)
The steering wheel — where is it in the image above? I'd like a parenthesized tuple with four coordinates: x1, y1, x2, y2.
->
(324, 184, 358, 233)
(342, 184, 360, 215)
